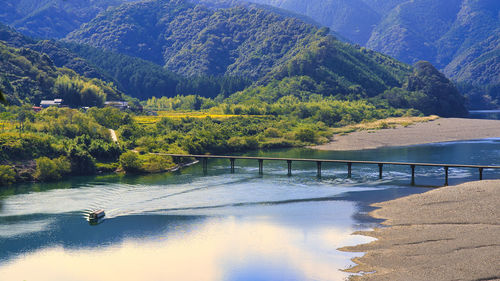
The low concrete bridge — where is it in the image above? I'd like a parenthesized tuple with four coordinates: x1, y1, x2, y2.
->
(159, 154, 500, 186)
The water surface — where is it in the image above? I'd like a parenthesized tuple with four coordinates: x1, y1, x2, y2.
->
(468, 110, 500, 120)
(1, 139, 499, 281)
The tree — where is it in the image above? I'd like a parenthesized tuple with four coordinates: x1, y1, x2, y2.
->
(0, 165, 16, 185)
(87, 107, 131, 129)
(35, 156, 71, 181)
(295, 128, 316, 143)
(0, 89, 6, 105)
(119, 151, 142, 173)
(404, 61, 468, 117)
(80, 83, 105, 107)
(54, 75, 83, 107)
(68, 147, 96, 175)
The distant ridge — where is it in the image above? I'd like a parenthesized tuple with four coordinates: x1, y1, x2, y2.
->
(241, 0, 500, 107)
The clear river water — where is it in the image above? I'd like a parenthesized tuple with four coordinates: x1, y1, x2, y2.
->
(1, 114, 500, 281)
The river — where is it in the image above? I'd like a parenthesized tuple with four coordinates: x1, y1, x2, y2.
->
(469, 110, 500, 120)
(1, 117, 500, 280)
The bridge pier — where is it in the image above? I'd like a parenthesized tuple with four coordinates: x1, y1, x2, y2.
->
(444, 166, 449, 186)
(202, 158, 208, 175)
(378, 163, 383, 179)
(161, 154, 499, 186)
(411, 165, 416, 186)
(230, 158, 235, 174)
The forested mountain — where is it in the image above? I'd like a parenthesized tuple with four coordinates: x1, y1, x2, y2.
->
(66, 0, 408, 89)
(246, 0, 498, 74)
(0, 22, 251, 102)
(360, 0, 404, 15)
(67, 0, 323, 79)
(0, 0, 468, 116)
(0, 0, 137, 39)
(366, 0, 500, 71)
(65, 0, 467, 116)
(243, 0, 500, 107)
(0, 24, 113, 82)
(1, 0, 496, 109)
(248, 0, 381, 44)
(0, 41, 123, 106)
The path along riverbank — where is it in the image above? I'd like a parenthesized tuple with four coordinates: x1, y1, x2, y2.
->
(341, 180, 500, 281)
(313, 118, 500, 151)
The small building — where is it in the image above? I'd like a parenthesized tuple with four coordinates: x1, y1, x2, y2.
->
(40, 99, 63, 108)
(32, 106, 42, 112)
(105, 101, 129, 110)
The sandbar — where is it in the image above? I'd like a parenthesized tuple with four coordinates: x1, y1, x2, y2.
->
(341, 180, 500, 280)
(314, 118, 500, 151)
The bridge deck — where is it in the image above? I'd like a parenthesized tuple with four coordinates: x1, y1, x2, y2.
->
(159, 154, 500, 169)
(157, 153, 500, 186)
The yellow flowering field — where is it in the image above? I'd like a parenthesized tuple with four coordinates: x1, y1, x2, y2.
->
(0, 121, 17, 131)
(134, 112, 266, 125)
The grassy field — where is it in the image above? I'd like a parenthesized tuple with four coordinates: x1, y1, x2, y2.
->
(331, 115, 439, 135)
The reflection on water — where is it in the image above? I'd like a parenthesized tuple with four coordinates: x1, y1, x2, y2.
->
(468, 110, 500, 120)
(0, 213, 372, 281)
(1, 139, 500, 280)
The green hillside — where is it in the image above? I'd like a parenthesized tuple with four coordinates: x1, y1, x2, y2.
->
(66, 0, 407, 92)
(0, 41, 123, 106)
(245, 0, 499, 86)
(360, 0, 405, 14)
(445, 35, 500, 85)
(0, 0, 468, 116)
(67, 0, 320, 79)
(0, 0, 135, 39)
(238, 0, 500, 108)
(0, 22, 250, 101)
(248, 0, 381, 44)
(0, 23, 113, 81)
(65, 0, 467, 116)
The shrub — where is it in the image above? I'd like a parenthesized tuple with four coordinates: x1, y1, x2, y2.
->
(96, 162, 119, 173)
(35, 156, 71, 181)
(0, 132, 57, 161)
(295, 128, 317, 143)
(164, 145, 192, 164)
(88, 140, 122, 161)
(68, 148, 96, 175)
(377, 121, 390, 129)
(264, 127, 281, 138)
(140, 154, 174, 173)
(0, 165, 16, 185)
(227, 136, 246, 151)
(244, 136, 259, 150)
(119, 151, 142, 173)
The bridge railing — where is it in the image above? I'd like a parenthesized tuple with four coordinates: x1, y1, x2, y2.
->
(156, 153, 500, 186)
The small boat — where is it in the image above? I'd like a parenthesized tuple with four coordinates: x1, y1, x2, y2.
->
(89, 209, 105, 224)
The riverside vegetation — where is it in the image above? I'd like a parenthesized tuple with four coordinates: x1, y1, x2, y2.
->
(0, 0, 470, 186)
(0, 94, 419, 186)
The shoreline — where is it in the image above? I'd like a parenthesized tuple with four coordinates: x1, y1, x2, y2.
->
(341, 180, 500, 280)
(313, 118, 500, 151)
(1, 159, 199, 188)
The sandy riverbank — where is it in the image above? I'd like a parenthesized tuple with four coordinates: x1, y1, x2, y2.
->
(314, 118, 500, 151)
(341, 180, 500, 280)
